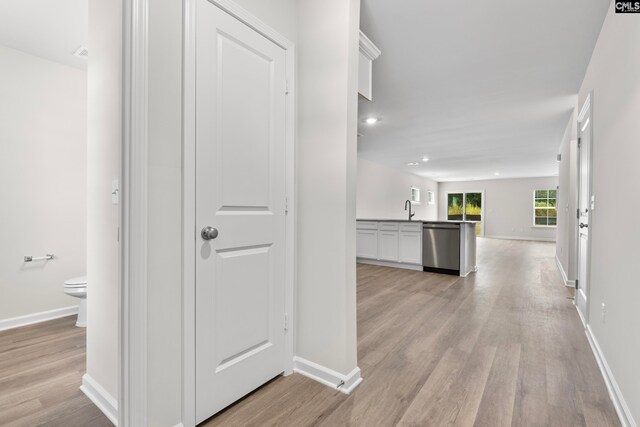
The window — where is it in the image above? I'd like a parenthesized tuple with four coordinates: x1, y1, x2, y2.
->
(410, 187, 421, 205)
(426, 190, 435, 205)
(533, 189, 557, 226)
(447, 191, 483, 235)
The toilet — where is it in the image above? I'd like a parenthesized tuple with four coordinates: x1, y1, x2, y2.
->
(63, 276, 87, 327)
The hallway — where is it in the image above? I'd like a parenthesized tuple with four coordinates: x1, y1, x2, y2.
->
(0, 239, 620, 426)
(204, 238, 620, 426)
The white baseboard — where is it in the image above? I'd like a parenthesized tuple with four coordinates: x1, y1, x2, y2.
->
(485, 235, 556, 242)
(81, 374, 118, 426)
(584, 325, 637, 427)
(356, 258, 423, 271)
(0, 306, 78, 332)
(575, 302, 587, 328)
(554, 256, 574, 288)
(293, 356, 363, 394)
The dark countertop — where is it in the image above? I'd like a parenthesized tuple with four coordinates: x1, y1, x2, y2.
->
(357, 219, 477, 225)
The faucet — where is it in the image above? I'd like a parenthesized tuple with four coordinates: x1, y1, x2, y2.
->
(404, 200, 415, 221)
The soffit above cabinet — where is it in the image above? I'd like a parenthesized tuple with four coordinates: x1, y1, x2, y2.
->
(358, 31, 381, 101)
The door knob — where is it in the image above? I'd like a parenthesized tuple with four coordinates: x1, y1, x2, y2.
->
(579, 223, 588, 229)
(201, 226, 219, 240)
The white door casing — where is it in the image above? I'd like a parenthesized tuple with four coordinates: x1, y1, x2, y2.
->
(576, 94, 592, 322)
(194, 0, 288, 422)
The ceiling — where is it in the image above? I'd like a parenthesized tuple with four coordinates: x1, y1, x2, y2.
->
(0, 0, 87, 69)
(358, 0, 609, 182)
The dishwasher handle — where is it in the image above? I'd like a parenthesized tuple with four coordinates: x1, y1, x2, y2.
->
(423, 223, 460, 229)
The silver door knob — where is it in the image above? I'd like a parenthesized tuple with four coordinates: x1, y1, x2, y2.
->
(201, 226, 219, 240)
(579, 223, 588, 229)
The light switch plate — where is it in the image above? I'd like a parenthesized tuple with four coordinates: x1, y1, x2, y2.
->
(112, 179, 120, 204)
(590, 195, 596, 210)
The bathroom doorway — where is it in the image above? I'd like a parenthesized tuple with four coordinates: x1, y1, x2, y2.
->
(0, 1, 119, 425)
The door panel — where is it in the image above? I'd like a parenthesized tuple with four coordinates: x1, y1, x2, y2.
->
(195, 0, 287, 423)
(447, 193, 464, 221)
(356, 229, 378, 259)
(378, 231, 399, 261)
(217, 33, 272, 209)
(215, 246, 272, 370)
(464, 192, 483, 236)
(399, 232, 421, 264)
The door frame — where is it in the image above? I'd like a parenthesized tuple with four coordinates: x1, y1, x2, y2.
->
(182, 1, 296, 426)
(445, 190, 485, 237)
(121, 0, 150, 425)
(575, 92, 593, 325)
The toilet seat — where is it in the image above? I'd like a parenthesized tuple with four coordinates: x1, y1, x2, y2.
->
(64, 276, 87, 289)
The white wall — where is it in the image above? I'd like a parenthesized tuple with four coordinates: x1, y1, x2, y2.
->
(297, 0, 360, 375)
(438, 177, 558, 241)
(0, 45, 86, 323)
(86, 0, 122, 405)
(555, 113, 578, 284)
(357, 158, 438, 220)
(573, 2, 640, 424)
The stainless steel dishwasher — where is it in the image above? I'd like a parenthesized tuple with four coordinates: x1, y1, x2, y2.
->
(422, 223, 460, 274)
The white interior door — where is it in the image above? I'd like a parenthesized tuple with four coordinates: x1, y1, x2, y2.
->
(195, 0, 287, 422)
(576, 97, 592, 322)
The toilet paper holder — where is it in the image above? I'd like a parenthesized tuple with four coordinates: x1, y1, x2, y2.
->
(24, 254, 55, 262)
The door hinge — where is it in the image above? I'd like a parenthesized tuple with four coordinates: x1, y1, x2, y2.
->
(576, 208, 580, 219)
(284, 313, 289, 332)
(578, 137, 581, 147)
(575, 279, 579, 290)
(285, 197, 289, 215)
(285, 80, 290, 95)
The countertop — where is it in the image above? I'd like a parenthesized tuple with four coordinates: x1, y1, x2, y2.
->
(357, 219, 477, 225)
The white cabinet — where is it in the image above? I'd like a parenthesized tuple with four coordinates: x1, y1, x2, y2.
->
(356, 229, 378, 259)
(399, 232, 422, 264)
(378, 231, 399, 261)
(356, 220, 422, 269)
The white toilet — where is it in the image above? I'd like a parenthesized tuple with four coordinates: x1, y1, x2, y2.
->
(64, 276, 87, 327)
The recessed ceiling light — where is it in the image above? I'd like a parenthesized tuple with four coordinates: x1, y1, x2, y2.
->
(422, 156, 430, 162)
(364, 117, 379, 125)
(494, 172, 500, 176)
(407, 162, 419, 166)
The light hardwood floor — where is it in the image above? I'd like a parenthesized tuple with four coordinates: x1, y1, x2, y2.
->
(203, 238, 620, 426)
(0, 239, 620, 426)
(0, 315, 111, 426)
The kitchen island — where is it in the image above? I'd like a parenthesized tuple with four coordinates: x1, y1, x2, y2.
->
(356, 219, 477, 276)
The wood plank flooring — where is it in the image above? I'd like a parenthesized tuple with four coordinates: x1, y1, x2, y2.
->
(0, 239, 621, 426)
(0, 316, 111, 427)
(203, 238, 620, 427)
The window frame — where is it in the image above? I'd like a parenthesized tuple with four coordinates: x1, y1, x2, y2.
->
(410, 186, 421, 205)
(532, 188, 557, 228)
